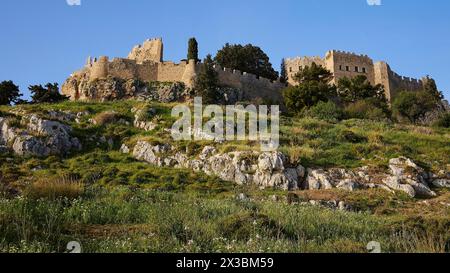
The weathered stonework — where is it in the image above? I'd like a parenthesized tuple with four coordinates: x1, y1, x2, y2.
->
(63, 38, 435, 104)
(284, 50, 427, 101)
(63, 38, 285, 104)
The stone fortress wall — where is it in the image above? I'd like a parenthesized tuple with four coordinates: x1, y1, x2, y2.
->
(66, 38, 431, 103)
(284, 50, 426, 101)
(75, 38, 285, 103)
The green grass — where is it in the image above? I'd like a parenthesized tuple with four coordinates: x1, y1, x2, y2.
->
(1, 100, 449, 253)
(0, 187, 448, 253)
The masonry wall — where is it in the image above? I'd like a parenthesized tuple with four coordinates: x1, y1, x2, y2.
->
(326, 50, 375, 85)
(284, 56, 325, 85)
(128, 38, 163, 64)
(373, 62, 424, 101)
(156, 61, 188, 83)
(214, 65, 285, 103)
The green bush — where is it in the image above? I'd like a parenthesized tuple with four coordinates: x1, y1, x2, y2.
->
(392, 91, 436, 123)
(306, 101, 343, 122)
(339, 130, 368, 143)
(345, 98, 390, 121)
(432, 113, 450, 128)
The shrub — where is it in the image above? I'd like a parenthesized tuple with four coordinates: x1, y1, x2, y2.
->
(339, 130, 367, 143)
(306, 101, 343, 122)
(432, 113, 450, 128)
(0, 80, 22, 105)
(135, 105, 156, 122)
(24, 177, 84, 200)
(392, 91, 436, 123)
(283, 82, 337, 114)
(29, 83, 68, 104)
(93, 111, 121, 126)
(345, 98, 390, 121)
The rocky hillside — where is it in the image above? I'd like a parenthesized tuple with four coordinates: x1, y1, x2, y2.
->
(1, 100, 449, 198)
(1, 100, 449, 253)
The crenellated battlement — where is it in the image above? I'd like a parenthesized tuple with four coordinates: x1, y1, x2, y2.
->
(284, 50, 426, 101)
(65, 38, 431, 104)
(213, 64, 283, 84)
(327, 50, 371, 60)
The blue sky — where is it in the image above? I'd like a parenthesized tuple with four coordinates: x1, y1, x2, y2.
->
(1, 0, 449, 100)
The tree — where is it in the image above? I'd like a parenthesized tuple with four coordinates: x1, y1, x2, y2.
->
(283, 81, 335, 113)
(187, 37, 199, 62)
(194, 54, 220, 104)
(214, 43, 278, 81)
(282, 62, 336, 113)
(392, 91, 436, 123)
(0, 80, 22, 105)
(280, 58, 287, 83)
(29, 83, 68, 104)
(337, 75, 386, 103)
(423, 76, 443, 102)
(293, 62, 333, 84)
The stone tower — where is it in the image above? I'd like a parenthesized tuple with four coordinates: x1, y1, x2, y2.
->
(128, 38, 164, 64)
(181, 59, 198, 88)
(90, 56, 109, 80)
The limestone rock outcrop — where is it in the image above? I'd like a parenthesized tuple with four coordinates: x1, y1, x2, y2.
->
(62, 76, 187, 102)
(382, 157, 436, 198)
(131, 142, 304, 190)
(0, 115, 81, 157)
(304, 168, 368, 191)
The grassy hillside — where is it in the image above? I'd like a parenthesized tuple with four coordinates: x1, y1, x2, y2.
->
(0, 100, 449, 253)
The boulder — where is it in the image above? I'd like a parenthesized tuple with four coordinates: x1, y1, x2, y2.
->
(432, 179, 450, 189)
(336, 179, 359, 191)
(0, 115, 81, 157)
(382, 157, 436, 198)
(305, 169, 333, 190)
(131, 141, 303, 190)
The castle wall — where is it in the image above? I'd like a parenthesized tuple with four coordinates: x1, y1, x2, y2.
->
(90, 56, 109, 79)
(71, 38, 432, 105)
(156, 61, 189, 83)
(284, 56, 325, 85)
(374, 61, 424, 101)
(326, 50, 375, 85)
(373, 62, 392, 101)
(284, 50, 427, 102)
(136, 61, 159, 82)
(107, 58, 139, 80)
(214, 65, 285, 103)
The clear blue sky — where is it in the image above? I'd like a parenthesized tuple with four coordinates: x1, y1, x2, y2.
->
(1, 0, 449, 100)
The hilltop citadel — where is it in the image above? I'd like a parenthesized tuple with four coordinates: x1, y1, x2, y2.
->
(62, 38, 430, 103)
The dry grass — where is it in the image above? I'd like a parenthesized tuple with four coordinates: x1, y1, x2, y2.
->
(92, 111, 120, 126)
(391, 229, 448, 253)
(24, 176, 84, 200)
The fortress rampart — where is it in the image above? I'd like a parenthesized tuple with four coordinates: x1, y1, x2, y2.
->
(65, 38, 285, 103)
(284, 50, 426, 101)
(65, 38, 431, 103)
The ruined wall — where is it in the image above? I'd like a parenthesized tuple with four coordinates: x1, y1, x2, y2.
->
(128, 38, 163, 64)
(67, 38, 432, 104)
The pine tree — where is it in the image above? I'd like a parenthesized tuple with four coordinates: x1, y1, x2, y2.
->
(29, 83, 68, 104)
(0, 80, 22, 105)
